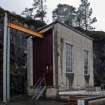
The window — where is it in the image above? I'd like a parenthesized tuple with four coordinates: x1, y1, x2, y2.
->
(84, 50, 89, 75)
(65, 43, 73, 73)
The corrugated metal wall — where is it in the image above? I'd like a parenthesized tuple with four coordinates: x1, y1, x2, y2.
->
(33, 30, 53, 86)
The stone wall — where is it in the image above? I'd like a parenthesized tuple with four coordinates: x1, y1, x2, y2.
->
(55, 23, 94, 90)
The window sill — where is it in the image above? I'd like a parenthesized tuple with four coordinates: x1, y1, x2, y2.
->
(84, 74, 90, 76)
(65, 72, 74, 74)
(84, 74, 90, 80)
(65, 72, 74, 80)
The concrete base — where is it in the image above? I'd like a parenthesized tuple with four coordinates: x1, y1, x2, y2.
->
(60, 95, 69, 101)
(46, 88, 58, 98)
(27, 87, 34, 96)
(27, 87, 59, 99)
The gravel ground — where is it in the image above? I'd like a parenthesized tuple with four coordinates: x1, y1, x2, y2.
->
(0, 95, 67, 105)
(7, 100, 66, 105)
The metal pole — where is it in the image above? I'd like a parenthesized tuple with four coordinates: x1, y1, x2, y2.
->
(3, 12, 8, 102)
(7, 27, 10, 101)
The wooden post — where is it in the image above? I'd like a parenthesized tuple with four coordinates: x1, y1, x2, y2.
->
(3, 12, 10, 102)
(27, 37, 33, 95)
(3, 12, 8, 102)
(7, 27, 10, 101)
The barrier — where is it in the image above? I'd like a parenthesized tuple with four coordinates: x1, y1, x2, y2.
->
(78, 96, 105, 105)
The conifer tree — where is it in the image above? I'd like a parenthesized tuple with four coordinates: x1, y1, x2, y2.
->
(52, 4, 77, 27)
(22, 0, 46, 22)
(76, 0, 97, 30)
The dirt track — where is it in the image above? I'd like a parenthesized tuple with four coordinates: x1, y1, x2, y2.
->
(0, 95, 67, 105)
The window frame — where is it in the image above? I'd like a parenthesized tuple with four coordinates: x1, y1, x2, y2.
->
(84, 50, 89, 75)
(65, 42, 73, 74)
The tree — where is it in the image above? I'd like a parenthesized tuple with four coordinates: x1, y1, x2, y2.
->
(22, 0, 46, 22)
(0, 7, 5, 24)
(52, 4, 77, 27)
(22, 8, 33, 19)
(76, 0, 97, 30)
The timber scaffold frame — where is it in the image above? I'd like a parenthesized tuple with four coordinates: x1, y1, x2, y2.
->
(3, 12, 43, 102)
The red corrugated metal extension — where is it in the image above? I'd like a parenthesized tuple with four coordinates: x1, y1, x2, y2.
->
(33, 29, 53, 86)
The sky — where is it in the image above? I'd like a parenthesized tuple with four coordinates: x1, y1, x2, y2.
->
(0, 0, 105, 31)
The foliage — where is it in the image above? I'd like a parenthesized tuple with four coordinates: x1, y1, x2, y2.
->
(22, 0, 47, 22)
(76, 27, 105, 86)
(76, 0, 97, 30)
(0, 7, 6, 24)
(0, 7, 46, 29)
(52, 4, 77, 27)
(53, 1, 97, 30)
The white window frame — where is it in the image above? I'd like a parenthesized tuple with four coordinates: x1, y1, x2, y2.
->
(84, 50, 89, 75)
(65, 42, 73, 73)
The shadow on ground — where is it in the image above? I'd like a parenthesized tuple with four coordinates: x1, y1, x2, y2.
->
(0, 95, 67, 105)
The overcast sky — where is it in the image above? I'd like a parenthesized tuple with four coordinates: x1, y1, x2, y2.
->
(0, 0, 105, 31)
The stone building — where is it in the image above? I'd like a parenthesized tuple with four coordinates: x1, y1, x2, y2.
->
(27, 21, 94, 97)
